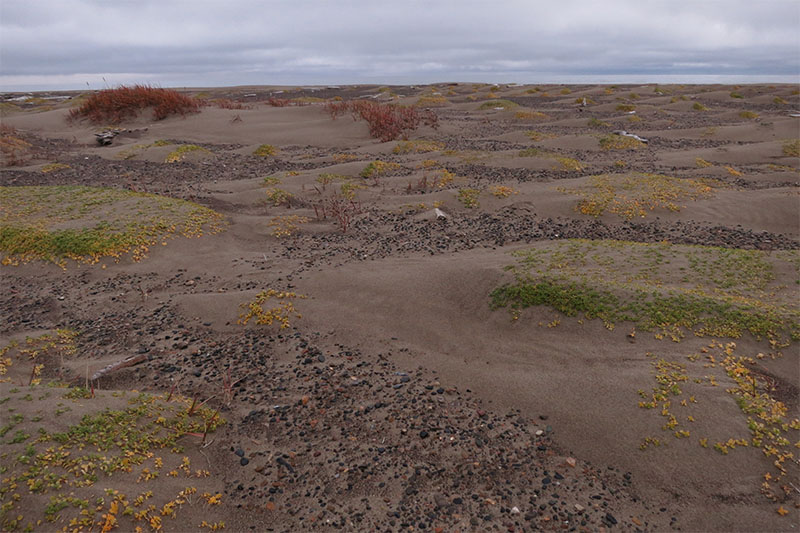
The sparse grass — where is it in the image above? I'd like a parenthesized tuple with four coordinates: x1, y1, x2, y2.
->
(165, 144, 210, 163)
(514, 111, 548, 120)
(773, 97, 788, 105)
(587, 118, 611, 129)
(739, 111, 759, 119)
(393, 140, 444, 154)
(519, 147, 583, 171)
(332, 153, 359, 163)
(415, 95, 448, 107)
(68, 84, 200, 124)
(692, 102, 709, 111)
(616, 104, 636, 112)
(730, 92, 744, 99)
(491, 240, 799, 344)
(558, 173, 716, 219)
(725, 166, 742, 176)
(478, 100, 518, 111)
(598, 134, 645, 150)
(782, 139, 800, 157)
(695, 158, 713, 168)
(253, 144, 278, 157)
(490, 185, 518, 198)
(0, 185, 224, 266)
(40, 163, 70, 173)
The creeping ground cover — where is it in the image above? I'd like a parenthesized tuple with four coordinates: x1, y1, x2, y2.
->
(490, 240, 800, 345)
(0, 186, 225, 267)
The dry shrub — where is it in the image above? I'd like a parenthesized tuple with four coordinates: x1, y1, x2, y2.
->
(324, 100, 438, 142)
(68, 84, 200, 123)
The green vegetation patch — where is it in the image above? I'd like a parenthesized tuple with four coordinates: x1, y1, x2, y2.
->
(557, 173, 717, 219)
(598, 134, 645, 150)
(165, 144, 210, 163)
(782, 139, 800, 158)
(478, 99, 518, 110)
(490, 240, 799, 344)
(0, 185, 225, 266)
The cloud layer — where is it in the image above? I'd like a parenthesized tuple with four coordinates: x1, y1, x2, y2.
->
(1, 0, 798, 90)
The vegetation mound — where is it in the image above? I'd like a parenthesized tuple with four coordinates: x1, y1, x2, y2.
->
(491, 240, 799, 345)
(68, 85, 200, 124)
(0, 186, 224, 266)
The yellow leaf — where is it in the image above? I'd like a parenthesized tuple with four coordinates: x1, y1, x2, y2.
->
(777, 506, 789, 516)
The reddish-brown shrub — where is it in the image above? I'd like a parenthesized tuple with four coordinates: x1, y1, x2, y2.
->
(324, 100, 438, 142)
(68, 84, 200, 123)
(267, 97, 292, 107)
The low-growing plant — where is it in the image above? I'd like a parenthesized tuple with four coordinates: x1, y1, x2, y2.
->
(1, 185, 224, 266)
(265, 188, 293, 207)
(554, 157, 584, 172)
(616, 104, 636, 112)
(692, 102, 709, 111)
(415, 95, 448, 107)
(695, 158, 713, 168)
(514, 110, 549, 121)
(739, 111, 759, 119)
(268, 215, 309, 238)
(773, 96, 788, 105)
(587, 118, 610, 129)
(0, 125, 32, 166)
(40, 163, 70, 173)
(558, 173, 715, 219)
(165, 144, 209, 163)
(238, 289, 305, 328)
(491, 240, 799, 344)
(68, 84, 199, 123)
(598, 134, 645, 150)
(730, 92, 744, 99)
(527, 130, 556, 141)
(782, 139, 800, 157)
(490, 185, 518, 198)
(254, 144, 278, 157)
(360, 160, 402, 179)
(457, 188, 481, 208)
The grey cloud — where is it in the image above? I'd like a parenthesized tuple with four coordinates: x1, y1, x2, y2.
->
(1, 0, 798, 90)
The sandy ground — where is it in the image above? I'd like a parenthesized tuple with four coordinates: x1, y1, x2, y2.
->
(1, 82, 799, 532)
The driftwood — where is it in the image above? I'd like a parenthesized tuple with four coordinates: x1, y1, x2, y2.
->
(95, 130, 118, 146)
(612, 130, 648, 144)
(90, 353, 147, 381)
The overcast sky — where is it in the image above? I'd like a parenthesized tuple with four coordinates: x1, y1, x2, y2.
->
(1, 0, 798, 91)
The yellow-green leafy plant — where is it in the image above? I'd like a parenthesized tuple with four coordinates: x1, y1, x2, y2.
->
(238, 289, 305, 328)
(268, 215, 309, 237)
(457, 188, 481, 208)
(490, 185, 519, 198)
(253, 144, 278, 157)
(265, 188, 293, 207)
(558, 173, 716, 219)
(165, 144, 209, 163)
